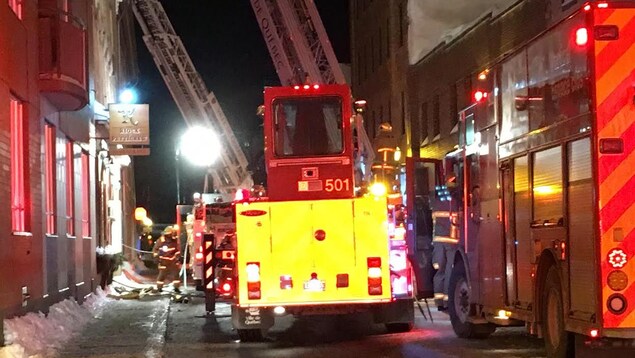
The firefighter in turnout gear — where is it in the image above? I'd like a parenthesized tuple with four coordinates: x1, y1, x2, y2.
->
(153, 226, 182, 293)
(431, 171, 460, 310)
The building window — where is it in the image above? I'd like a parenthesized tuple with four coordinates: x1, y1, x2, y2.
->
(66, 140, 75, 236)
(401, 91, 406, 135)
(10, 96, 27, 232)
(432, 95, 440, 138)
(8, 0, 22, 19)
(45, 123, 57, 235)
(371, 36, 375, 72)
(420, 102, 428, 142)
(450, 84, 458, 128)
(378, 27, 383, 63)
(398, 3, 405, 47)
(81, 152, 90, 237)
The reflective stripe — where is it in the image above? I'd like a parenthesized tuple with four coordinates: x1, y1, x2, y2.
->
(157, 281, 164, 284)
(433, 236, 459, 244)
(432, 211, 451, 218)
(434, 293, 445, 299)
(158, 265, 167, 269)
(432, 263, 440, 270)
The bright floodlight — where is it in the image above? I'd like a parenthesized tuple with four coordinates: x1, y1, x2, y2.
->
(180, 126, 220, 167)
(119, 88, 137, 104)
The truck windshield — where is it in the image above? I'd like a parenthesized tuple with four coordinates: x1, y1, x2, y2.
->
(273, 96, 343, 157)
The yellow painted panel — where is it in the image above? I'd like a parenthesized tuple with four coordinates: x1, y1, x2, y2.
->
(235, 197, 391, 306)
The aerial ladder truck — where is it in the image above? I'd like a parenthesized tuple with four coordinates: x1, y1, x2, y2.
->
(131, 0, 252, 290)
(214, 0, 414, 341)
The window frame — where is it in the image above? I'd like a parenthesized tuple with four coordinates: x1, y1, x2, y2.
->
(45, 123, 57, 235)
(81, 151, 91, 238)
(10, 96, 28, 233)
(65, 139, 75, 237)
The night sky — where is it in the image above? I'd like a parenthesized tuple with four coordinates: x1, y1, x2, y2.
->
(133, 1, 350, 224)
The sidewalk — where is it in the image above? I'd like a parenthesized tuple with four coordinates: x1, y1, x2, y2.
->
(59, 295, 171, 357)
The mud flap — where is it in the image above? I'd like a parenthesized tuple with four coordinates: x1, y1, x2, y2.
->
(373, 299, 415, 324)
(231, 305, 274, 330)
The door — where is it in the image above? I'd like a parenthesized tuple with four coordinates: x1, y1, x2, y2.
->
(405, 157, 442, 298)
(501, 161, 517, 305)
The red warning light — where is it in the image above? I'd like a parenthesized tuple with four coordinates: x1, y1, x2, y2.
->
(598, 2, 609, 8)
(584, 4, 591, 11)
(313, 84, 320, 89)
(576, 27, 589, 46)
(473, 90, 487, 103)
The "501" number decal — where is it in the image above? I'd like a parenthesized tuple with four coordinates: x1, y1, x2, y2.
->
(325, 178, 351, 192)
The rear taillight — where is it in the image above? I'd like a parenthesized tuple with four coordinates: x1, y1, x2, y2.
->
(246, 262, 261, 299)
(367, 257, 383, 295)
(222, 282, 233, 293)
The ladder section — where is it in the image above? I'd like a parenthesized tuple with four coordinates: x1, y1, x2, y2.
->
(250, 0, 345, 85)
(250, 0, 374, 180)
(132, 0, 252, 193)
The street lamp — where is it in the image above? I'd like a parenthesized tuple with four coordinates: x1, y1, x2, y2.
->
(119, 88, 137, 104)
(180, 126, 221, 167)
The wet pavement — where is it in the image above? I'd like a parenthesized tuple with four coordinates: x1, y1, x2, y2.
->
(60, 291, 547, 358)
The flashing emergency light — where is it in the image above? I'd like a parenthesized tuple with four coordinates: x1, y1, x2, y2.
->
(369, 182, 387, 197)
(575, 27, 589, 46)
(474, 90, 488, 103)
(598, 2, 608, 8)
(313, 84, 320, 89)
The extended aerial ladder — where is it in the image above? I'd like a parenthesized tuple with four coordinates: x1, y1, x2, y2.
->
(250, 0, 375, 180)
(131, 0, 252, 196)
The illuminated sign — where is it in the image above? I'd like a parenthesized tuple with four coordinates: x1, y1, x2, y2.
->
(109, 104, 150, 145)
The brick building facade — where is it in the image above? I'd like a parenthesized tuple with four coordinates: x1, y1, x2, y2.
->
(0, 0, 137, 321)
(350, 0, 410, 178)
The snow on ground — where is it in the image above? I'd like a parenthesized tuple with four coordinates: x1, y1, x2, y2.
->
(408, 0, 517, 65)
(0, 288, 109, 358)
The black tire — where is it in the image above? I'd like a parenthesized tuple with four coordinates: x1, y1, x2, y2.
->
(237, 329, 264, 342)
(385, 322, 414, 333)
(448, 263, 496, 339)
(541, 266, 573, 358)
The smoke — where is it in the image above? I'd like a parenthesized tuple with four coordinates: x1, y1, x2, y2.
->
(408, 0, 516, 64)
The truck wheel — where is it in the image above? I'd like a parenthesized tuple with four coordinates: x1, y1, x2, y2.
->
(237, 329, 264, 342)
(448, 264, 495, 339)
(541, 266, 573, 357)
(385, 322, 414, 333)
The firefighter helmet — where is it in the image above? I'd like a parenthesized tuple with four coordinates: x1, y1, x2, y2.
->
(163, 226, 174, 236)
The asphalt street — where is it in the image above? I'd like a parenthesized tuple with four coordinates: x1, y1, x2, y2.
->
(60, 293, 546, 358)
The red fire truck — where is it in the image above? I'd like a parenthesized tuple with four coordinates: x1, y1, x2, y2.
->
(230, 84, 414, 341)
(408, 2, 635, 356)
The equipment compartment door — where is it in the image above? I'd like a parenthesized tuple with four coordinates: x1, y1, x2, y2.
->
(311, 200, 356, 280)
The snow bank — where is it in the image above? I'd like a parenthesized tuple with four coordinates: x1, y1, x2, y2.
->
(408, 0, 516, 65)
(0, 287, 109, 358)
